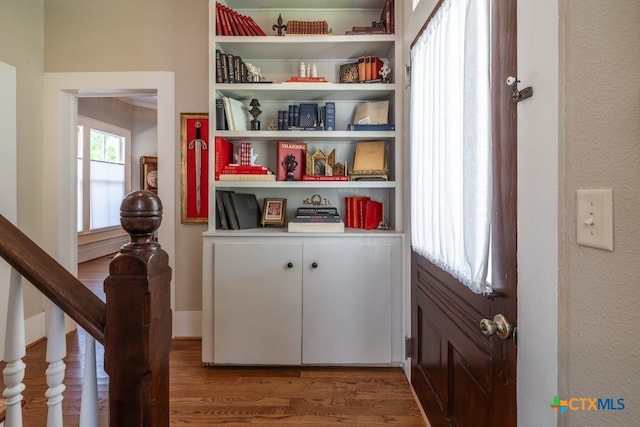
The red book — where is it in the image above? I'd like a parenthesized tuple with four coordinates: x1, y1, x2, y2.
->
(229, 9, 247, 36)
(276, 141, 307, 181)
(363, 200, 383, 230)
(347, 196, 369, 228)
(222, 165, 270, 174)
(237, 13, 256, 36)
(246, 16, 267, 36)
(214, 136, 233, 180)
(216, 3, 229, 36)
(220, 5, 236, 36)
(215, 3, 223, 35)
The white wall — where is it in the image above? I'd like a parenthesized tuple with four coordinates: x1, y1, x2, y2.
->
(558, 1, 640, 426)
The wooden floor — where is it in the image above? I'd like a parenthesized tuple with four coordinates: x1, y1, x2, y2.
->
(4, 255, 429, 426)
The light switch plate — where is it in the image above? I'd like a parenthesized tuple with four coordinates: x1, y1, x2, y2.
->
(576, 189, 614, 251)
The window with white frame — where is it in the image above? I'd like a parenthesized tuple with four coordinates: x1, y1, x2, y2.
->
(77, 116, 131, 233)
(409, 0, 492, 295)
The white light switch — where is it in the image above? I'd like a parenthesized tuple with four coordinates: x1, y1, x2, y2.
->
(576, 189, 614, 251)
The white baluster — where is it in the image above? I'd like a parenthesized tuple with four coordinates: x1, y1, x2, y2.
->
(79, 334, 98, 427)
(45, 306, 66, 427)
(2, 268, 25, 427)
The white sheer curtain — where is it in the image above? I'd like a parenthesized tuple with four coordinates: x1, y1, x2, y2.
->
(410, 0, 492, 294)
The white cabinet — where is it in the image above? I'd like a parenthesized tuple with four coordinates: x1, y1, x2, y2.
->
(302, 242, 392, 364)
(212, 241, 302, 364)
(202, 236, 402, 365)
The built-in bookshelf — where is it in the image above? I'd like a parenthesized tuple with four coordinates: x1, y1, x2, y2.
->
(203, 0, 404, 367)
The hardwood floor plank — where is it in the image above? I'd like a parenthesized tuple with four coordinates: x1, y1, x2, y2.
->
(0, 255, 428, 426)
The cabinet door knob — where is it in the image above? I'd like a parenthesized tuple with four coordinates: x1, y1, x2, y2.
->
(287, 262, 294, 268)
(311, 262, 318, 268)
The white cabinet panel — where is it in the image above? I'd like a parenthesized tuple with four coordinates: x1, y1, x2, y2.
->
(213, 242, 302, 364)
(302, 242, 392, 364)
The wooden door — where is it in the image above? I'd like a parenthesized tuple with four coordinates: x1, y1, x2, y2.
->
(409, 1, 518, 426)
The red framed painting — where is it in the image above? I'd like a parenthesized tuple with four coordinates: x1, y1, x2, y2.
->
(181, 113, 209, 223)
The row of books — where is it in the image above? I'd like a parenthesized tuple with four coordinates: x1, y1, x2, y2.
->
(345, 196, 383, 230)
(215, 2, 266, 36)
(357, 56, 385, 82)
(288, 206, 345, 233)
(345, 0, 394, 35)
(285, 20, 329, 35)
(215, 190, 262, 230)
(215, 50, 248, 84)
(277, 102, 335, 131)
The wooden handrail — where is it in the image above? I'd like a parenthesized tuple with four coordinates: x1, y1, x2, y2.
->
(1, 190, 172, 425)
(0, 214, 106, 343)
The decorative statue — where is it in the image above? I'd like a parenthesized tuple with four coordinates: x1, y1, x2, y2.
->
(283, 154, 299, 181)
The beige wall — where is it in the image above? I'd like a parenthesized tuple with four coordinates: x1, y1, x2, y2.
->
(0, 1, 46, 317)
(559, 0, 640, 425)
(45, 0, 209, 312)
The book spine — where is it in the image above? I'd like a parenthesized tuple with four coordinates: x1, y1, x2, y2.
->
(292, 216, 342, 223)
(215, 99, 228, 131)
(218, 174, 275, 181)
(301, 175, 348, 181)
(287, 222, 345, 233)
(230, 10, 246, 36)
(358, 56, 366, 82)
(215, 190, 229, 229)
(227, 54, 235, 83)
(296, 207, 339, 215)
(240, 142, 251, 165)
(324, 102, 335, 131)
(220, 190, 239, 230)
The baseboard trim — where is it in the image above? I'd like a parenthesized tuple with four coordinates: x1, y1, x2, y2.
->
(173, 310, 202, 337)
(410, 383, 432, 427)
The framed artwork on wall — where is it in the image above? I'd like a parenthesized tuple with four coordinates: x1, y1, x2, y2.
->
(181, 113, 209, 224)
(140, 156, 158, 193)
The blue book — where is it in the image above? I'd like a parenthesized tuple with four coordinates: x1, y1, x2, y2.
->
(324, 102, 335, 131)
(298, 103, 318, 127)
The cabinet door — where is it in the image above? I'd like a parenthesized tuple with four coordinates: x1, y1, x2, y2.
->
(302, 242, 392, 364)
(213, 242, 302, 364)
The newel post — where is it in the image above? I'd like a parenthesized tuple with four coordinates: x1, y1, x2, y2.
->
(104, 191, 172, 427)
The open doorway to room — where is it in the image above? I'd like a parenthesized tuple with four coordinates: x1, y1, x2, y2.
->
(75, 95, 158, 263)
(43, 72, 176, 324)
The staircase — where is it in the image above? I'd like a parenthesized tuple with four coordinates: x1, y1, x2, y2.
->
(1, 191, 172, 426)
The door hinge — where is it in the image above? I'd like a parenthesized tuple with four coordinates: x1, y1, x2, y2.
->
(405, 64, 411, 88)
(405, 336, 414, 359)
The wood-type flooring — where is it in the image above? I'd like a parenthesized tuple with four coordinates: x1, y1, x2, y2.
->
(1, 255, 428, 426)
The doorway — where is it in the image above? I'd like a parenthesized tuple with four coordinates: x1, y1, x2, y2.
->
(42, 72, 176, 319)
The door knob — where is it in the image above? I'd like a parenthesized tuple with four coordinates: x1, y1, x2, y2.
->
(479, 314, 513, 340)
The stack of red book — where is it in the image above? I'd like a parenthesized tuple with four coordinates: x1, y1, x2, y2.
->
(219, 164, 276, 181)
(344, 196, 383, 230)
(215, 2, 267, 36)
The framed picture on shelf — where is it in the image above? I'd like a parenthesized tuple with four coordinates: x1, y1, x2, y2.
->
(181, 113, 209, 224)
(261, 198, 287, 226)
(140, 156, 158, 193)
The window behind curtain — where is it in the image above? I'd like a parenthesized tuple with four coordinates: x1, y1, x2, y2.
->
(77, 116, 130, 233)
(409, 0, 492, 295)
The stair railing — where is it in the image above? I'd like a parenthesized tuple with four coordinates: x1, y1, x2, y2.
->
(0, 191, 172, 426)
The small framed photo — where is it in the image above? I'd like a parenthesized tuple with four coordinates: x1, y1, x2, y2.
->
(140, 156, 158, 193)
(261, 198, 287, 226)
